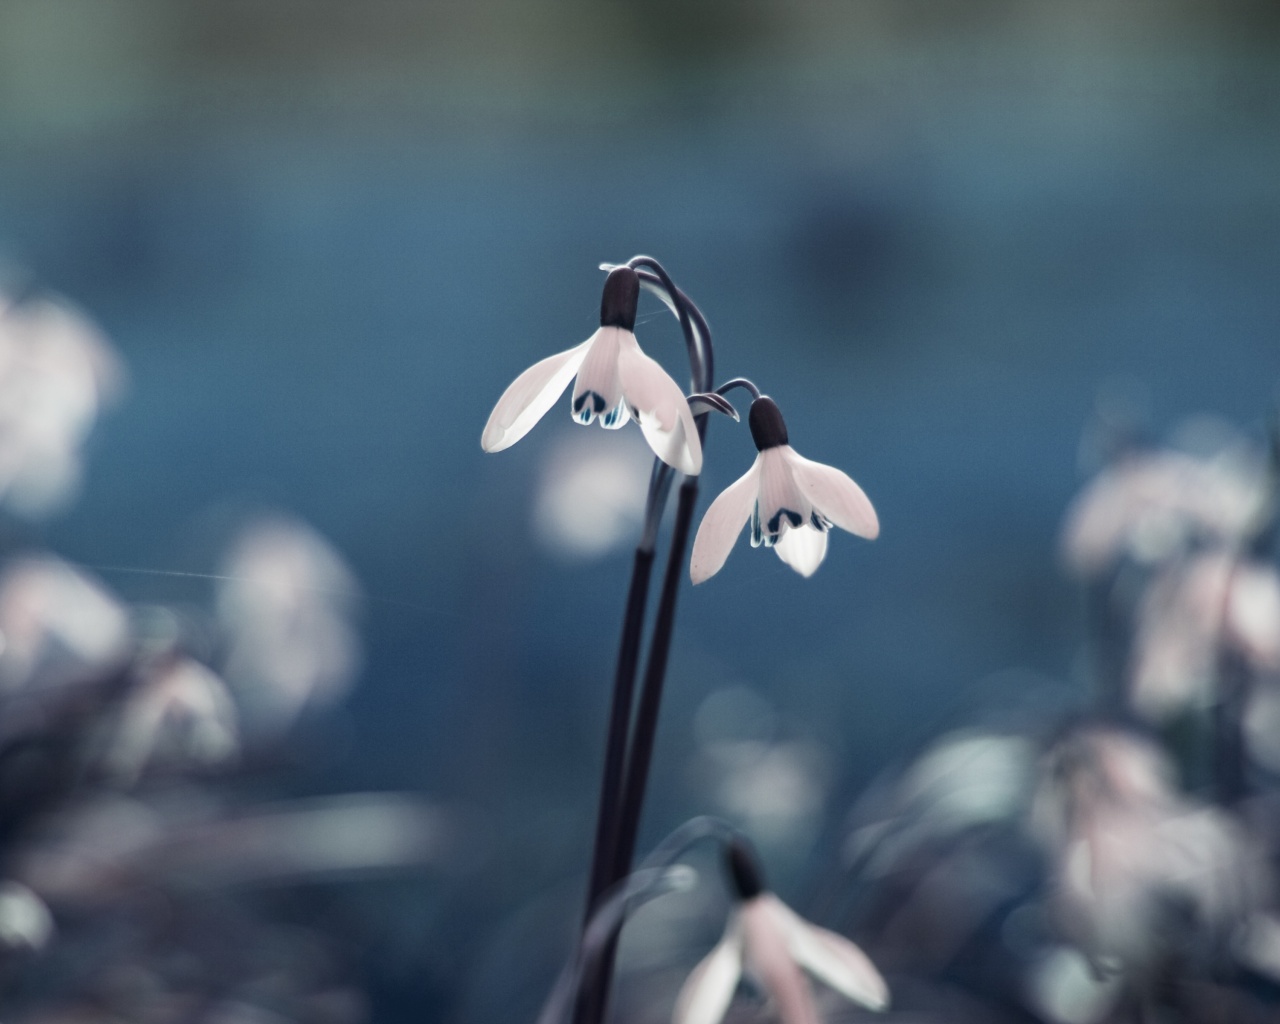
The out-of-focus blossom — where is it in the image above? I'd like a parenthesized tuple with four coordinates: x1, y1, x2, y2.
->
(1060, 447, 1266, 577)
(690, 397, 877, 582)
(709, 742, 830, 849)
(675, 842, 888, 1024)
(217, 517, 361, 732)
(693, 688, 831, 850)
(533, 431, 651, 559)
(0, 293, 123, 517)
(845, 729, 1035, 879)
(0, 879, 54, 951)
(1130, 553, 1280, 719)
(481, 266, 702, 475)
(104, 656, 238, 783)
(0, 555, 130, 694)
(1032, 727, 1267, 975)
(1025, 945, 1122, 1024)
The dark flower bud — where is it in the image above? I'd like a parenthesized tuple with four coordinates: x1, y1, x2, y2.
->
(726, 837, 767, 901)
(748, 397, 789, 451)
(600, 267, 640, 331)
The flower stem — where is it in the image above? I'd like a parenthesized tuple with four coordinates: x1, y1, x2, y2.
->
(575, 476, 700, 1024)
(575, 256, 713, 1024)
(612, 477, 700, 884)
(581, 546, 654, 925)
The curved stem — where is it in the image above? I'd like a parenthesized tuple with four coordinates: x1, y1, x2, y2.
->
(561, 819, 745, 1024)
(541, 865, 695, 1024)
(626, 257, 713, 395)
(637, 814, 745, 871)
(716, 377, 762, 400)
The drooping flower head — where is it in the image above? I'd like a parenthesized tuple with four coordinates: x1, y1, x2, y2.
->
(690, 397, 877, 582)
(481, 267, 702, 475)
(675, 839, 889, 1024)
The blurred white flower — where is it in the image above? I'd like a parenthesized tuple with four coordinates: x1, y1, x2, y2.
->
(0, 555, 130, 693)
(0, 293, 123, 517)
(692, 690, 831, 851)
(1060, 447, 1266, 577)
(106, 656, 238, 782)
(675, 843, 888, 1024)
(1032, 727, 1267, 974)
(1130, 553, 1280, 719)
(1026, 945, 1122, 1024)
(217, 517, 361, 732)
(481, 266, 701, 475)
(0, 879, 54, 951)
(690, 397, 877, 583)
(533, 431, 651, 559)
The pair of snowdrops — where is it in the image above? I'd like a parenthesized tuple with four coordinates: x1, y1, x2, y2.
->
(481, 266, 878, 580)
(481, 267, 889, 1024)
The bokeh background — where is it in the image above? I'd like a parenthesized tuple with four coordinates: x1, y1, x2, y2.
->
(1, 2, 1278, 1021)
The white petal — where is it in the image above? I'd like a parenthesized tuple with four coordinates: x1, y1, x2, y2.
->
(481, 339, 591, 452)
(785, 449, 879, 540)
(773, 525, 828, 577)
(743, 897, 820, 1024)
(772, 899, 889, 1012)
(572, 327, 625, 425)
(757, 448, 811, 539)
(690, 460, 760, 584)
(674, 919, 745, 1024)
(616, 332, 702, 475)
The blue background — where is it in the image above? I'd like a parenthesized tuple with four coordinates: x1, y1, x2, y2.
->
(1, 2, 1277, 1019)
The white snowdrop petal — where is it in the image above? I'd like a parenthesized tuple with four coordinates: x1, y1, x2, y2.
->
(674, 924, 744, 1024)
(744, 897, 821, 1024)
(690, 461, 760, 584)
(773, 525, 828, 577)
(572, 327, 626, 424)
(615, 332, 702, 475)
(756, 448, 810, 539)
(776, 903, 889, 1012)
(481, 339, 591, 451)
(786, 451, 879, 540)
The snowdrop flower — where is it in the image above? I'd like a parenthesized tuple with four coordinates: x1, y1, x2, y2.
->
(0, 555, 130, 693)
(1031, 727, 1267, 976)
(481, 266, 702, 475)
(1130, 552, 1280, 720)
(675, 841, 888, 1024)
(690, 397, 877, 582)
(217, 516, 361, 732)
(1060, 447, 1266, 577)
(105, 656, 238, 782)
(0, 293, 123, 518)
